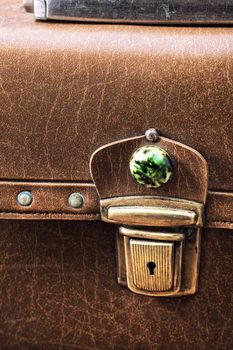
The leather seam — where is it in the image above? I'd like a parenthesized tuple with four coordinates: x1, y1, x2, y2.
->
(207, 220, 233, 224)
(206, 220, 233, 228)
(0, 211, 100, 217)
(0, 212, 232, 225)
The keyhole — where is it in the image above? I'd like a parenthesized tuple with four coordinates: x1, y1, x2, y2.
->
(147, 261, 156, 275)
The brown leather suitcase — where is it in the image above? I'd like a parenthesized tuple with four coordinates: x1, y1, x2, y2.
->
(0, 1, 233, 349)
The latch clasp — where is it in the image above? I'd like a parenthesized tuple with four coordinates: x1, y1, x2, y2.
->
(101, 196, 203, 297)
(90, 131, 208, 297)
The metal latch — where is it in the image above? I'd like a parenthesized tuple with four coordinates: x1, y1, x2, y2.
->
(101, 196, 203, 297)
(90, 130, 208, 297)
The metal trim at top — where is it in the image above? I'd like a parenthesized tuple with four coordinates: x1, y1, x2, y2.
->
(25, 0, 233, 23)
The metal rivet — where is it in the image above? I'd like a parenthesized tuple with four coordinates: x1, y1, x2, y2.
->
(68, 193, 84, 209)
(17, 191, 33, 207)
(145, 128, 159, 142)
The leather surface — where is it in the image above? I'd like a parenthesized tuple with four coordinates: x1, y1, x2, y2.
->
(206, 191, 233, 230)
(0, 1, 233, 192)
(91, 135, 208, 203)
(0, 181, 99, 219)
(0, 2, 233, 349)
(1, 220, 233, 349)
(0, 181, 233, 230)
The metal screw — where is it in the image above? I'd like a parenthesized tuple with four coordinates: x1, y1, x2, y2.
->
(17, 191, 33, 207)
(68, 193, 84, 209)
(145, 128, 159, 142)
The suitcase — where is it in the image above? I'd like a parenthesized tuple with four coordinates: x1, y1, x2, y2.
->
(0, 1, 233, 349)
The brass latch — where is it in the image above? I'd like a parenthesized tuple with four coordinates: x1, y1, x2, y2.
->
(90, 130, 208, 297)
(101, 196, 203, 297)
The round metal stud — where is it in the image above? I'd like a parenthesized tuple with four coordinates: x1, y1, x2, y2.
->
(130, 145, 173, 188)
(68, 193, 84, 209)
(145, 128, 159, 142)
(17, 191, 33, 207)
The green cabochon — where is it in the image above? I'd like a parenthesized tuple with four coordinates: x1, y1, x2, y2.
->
(130, 146, 173, 188)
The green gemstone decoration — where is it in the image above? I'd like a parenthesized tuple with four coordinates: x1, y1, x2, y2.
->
(130, 146, 173, 188)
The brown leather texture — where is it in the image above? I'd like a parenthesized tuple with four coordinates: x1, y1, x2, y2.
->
(91, 135, 208, 203)
(0, 2, 233, 349)
(206, 191, 233, 230)
(0, 182, 99, 220)
(1, 220, 233, 349)
(0, 1, 233, 193)
(0, 181, 232, 230)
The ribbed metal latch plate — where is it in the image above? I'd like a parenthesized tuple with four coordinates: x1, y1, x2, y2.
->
(129, 240, 174, 292)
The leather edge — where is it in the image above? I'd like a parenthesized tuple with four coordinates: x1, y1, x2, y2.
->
(0, 181, 232, 229)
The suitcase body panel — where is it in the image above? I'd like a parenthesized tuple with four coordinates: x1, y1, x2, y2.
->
(0, 1, 232, 349)
(1, 221, 233, 349)
(0, 2, 233, 191)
